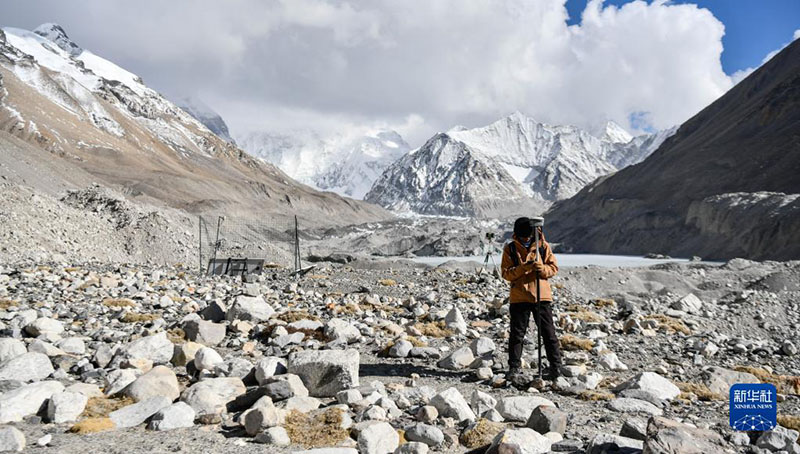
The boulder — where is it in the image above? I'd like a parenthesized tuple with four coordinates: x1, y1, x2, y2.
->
(496, 396, 555, 422)
(0, 380, 64, 423)
(388, 340, 413, 358)
(124, 365, 180, 402)
(56, 337, 86, 355)
(358, 421, 400, 454)
(394, 442, 429, 454)
(0, 426, 25, 452)
(226, 295, 274, 322)
(0, 352, 53, 382)
(672, 294, 703, 314)
(254, 356, 288, 384)
(194, 347, 224, 371)
(24, 318, 64, 337)
(755, 425, 800, 452)
(703, 366, 760, 395)
(526, 406, 567, 435)
(0, 339, 26, 364)
(598, 352, 629, 371)
(436, 346, 474, 370)
(430, 387, 475, 423)
(125, 332, 174, 364)
(324, 319, 362, 343)
(614, 372, 680, 401)
(244, 401, 286, 436)
(489, 428, 552, 454)
(104, 369, 140, 396)
(444, 308, 468, 335)
(585, 433, 643, 454)
(110, 396, 172, 428)
(607, 398, 663, 416)
(288, 349, 359, 397)
(147, 402, 196, 430)
(183, 319, 226, 346)
(254, 426, 291, 446)
(180, 377, 246, 418)
(470, 390, 497, 417)
(46, 391, 88, 423)
(470, 337, 496, 357)
(643, 416, 726, 453)
(171, 341, 203, 367)
(404, 423, 444, 447)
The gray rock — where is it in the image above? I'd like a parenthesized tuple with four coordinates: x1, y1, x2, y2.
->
(470, 337, 496, 357)
(324, 319, 362, 343)
(124, 365, 180, 402)
(489, 428, 552, 454)
(199, 300, 227, 322)
(404, 423, 444, 446)
(729, 432, 750, 446)
(436, 346, 474, 370)
(358, 421, 399, 454)
(614, 372, 680, 401)
(254, 356, 287, 384)
(337, 389, 363, 405)
(0, 426, 25, 452)
(293, 449, 357, 454)
(598, 352, 629, 371)
(104, 369, 140, 396)
(0, 380, 64, 423)
(619, 418, 647, 441)
(147, 402, 196, 430)
(110, 396, 172, 428)
(617, 389, 664, 407)
(180, 377, 246, 418)
(703, 366, 760, 395)
(394, 441, 429, 454)
(171, 341, 203, 367)
(644, 416, 725, 453)
(288, 349, 359, 397)
(56, 337, 86, 355)
(0, 352, 53, 382)
(444, 307, 467, 335)
(46, 391, 88, 423)
(388, 340, 413, 358)
(756, 425, 800, 452)
(125, 332, 174, 364)
(226, 295, 274, 322)
(244, 403, 286, 436)
(607, 398, 663, 416)
(24, 318, 64, 337)
(496, 396, 555, 422)
(470, 390, 497, 417)
(672, 294, 703, 314)
(0, 339, 26, 364)
(193, 347, 224, 371)
(254, 426, 291, 445)
(526, 405, 567, 435)
(585, 433, 643, 454)
(430, 387, 475, 423)
(183, 319, 226, 346)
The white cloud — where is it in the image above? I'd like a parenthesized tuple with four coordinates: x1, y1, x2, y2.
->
(1, 0, 789, 144)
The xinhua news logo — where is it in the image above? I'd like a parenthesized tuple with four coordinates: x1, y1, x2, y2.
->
(729, 383, 777, 431)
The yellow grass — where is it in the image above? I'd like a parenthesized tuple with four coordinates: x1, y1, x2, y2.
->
(379, 278, 397, 286)
(644, 314, 691, 335)
(277, 310, 320, 323)
(82, 396, 134, 419)
(167, 328, 186, 344)
(413, 321, 454, 338)
(69, 417, 115, 434)
(578, 390, 614, 401)
(0, 299, 18, 310)
(778, 415, 800, 436)
(560, 334, 594, 351)
(102, 298, 136, 308)
(565, 309, 605, 323)
(675, 382, 724, 401)
(460, 419, 504, 449)
(593, 298, 616, 308)
(120, 312, 161, 323)
(735, 366, 800, 395)
(456, 291, 474, 299)
(284, 408, 349, 448)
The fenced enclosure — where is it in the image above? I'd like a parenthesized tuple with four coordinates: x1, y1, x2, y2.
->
(198, 215, 301, 275)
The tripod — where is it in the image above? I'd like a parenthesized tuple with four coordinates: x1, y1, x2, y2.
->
(530, 217, 545, 381)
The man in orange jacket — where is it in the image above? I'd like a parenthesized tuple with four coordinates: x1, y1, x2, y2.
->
(501, 217, 562, 382)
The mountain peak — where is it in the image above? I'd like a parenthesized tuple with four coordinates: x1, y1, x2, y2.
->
(600, 120, 633, 143)
(33, 23, 82, 56)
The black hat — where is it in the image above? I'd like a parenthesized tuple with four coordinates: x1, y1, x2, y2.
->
(513, 217, 533, 237)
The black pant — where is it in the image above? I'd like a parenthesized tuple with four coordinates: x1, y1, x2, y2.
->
(508, 301, 561, 370)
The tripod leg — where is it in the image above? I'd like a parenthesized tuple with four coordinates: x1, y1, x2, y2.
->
(534, 227, 542, 379)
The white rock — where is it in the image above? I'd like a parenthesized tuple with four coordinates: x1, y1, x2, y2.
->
(288, 349, 360, 397)
(244, 404, 286, 436)
(607, 398, 663, 416)
(110, 396, 172, 428)
(358, 421, 400, 454)
(46, 391, 88, 423)
(183, 319, 226, 346)
(293, 449, 357, 454)
(125, 332, 174, 364)
(194, 347, 224, 371)
(171, 341, 203, 367)
(56, 337, 86, 355)
(489, 428, 552, 454)
(27, 340, 65, 357)
(436, 346, 474, 370)
(124, 365, 180, 402)
(470, 390, 497, 417)
(254, 426, 291, 445)
(226, 295, 274, 322)
(180, 377, 246, 417)
(389, 340, 413, 358)
(614, 372, 680, 401)
(0, 352, 53, 382)
(430, 387, 475, 423)
(0, 426, 25, 452)
(756, 425, 800, 452)
(394, 442, 429, 454)
(324, 318, 362, 343)
(598, 352, 629, 371)
(254, 356, 288, 384)
(0, 381, 64, 423)
(147, 402, 196, 430)
(444, 308, 467, 335)
(24, 318, 64, 337)
(104, 369, 141, 396)
(470, 337, 496, 357)
(496, 396, 556, 422)
(282, 396, 321, 413)
(0, 339, 26, 364)
(672, 294, 703, 314)
(36, 434, 51, 447)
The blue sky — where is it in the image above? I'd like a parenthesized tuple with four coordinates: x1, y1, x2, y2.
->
(566, 0, 800, 74)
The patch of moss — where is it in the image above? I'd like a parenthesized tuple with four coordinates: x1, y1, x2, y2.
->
(284, 408, 350, 448)
(778, 415, 800, 438)
(565, 310, 605, 323)
(277, 310, 320, 323)
(0, 299, 18, 310)
(593, 298, 616, 308)
(167, 328, 186, 344)
(460, 419, 504, 449)
(560, 334, 594, 351)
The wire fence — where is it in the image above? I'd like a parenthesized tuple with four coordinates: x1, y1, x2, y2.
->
(198, 215, 300, 275)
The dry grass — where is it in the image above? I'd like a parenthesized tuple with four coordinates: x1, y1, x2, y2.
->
(379, 278, 397, 286)
(120, 312, 161, 323)
(778, 415, 800, 436)
(560, 334, 595, 351)
(0, 299, 18, 310)
(578, 390, 615, 401)
(380, 336, 428, 356)
(359, 300, 403, 314)
(167, 328, 186, 344)
(593, 298, 616, 308)
(277, 310, 320, 323)
(102, 298, 136, 308)
(69, 417, 115, 434)
(456, 291, 474, 299)
(287, 326, 326, 342)
(460, 419, 504, 449)
(735, 366, 800, 395)
(81, 396, 134, 419)
(308, 274, 328, 279)
(63, 266, 82, 272)
(284, 408, 350, 448)
(675, 382, 724, 401)
(413, 321, 454, 338)
(565, 309, 605, 323)
(644, 314, 691, 335)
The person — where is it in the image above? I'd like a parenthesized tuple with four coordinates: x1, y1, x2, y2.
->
(501, 216, 562, 382)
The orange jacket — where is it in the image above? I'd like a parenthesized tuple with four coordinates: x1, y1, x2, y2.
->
(501, 232, 558, 303)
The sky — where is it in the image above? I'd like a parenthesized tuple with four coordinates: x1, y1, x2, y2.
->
(1, 0, 798, 145)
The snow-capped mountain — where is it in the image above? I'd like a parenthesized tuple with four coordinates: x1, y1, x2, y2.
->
(237, 129, 410, 199)
(365, 112, 675, 217)
(0, 23, 389, 224)
(176, 97, 236, 144)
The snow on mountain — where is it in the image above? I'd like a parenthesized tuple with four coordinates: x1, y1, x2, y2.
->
(366, 112, 675, 217)
(237, 129, 410, 199)
(176, 96, 236, 144)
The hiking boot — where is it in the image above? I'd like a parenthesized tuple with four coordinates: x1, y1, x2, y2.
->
(507, 367, 522, 381)
(543, 365, 561, 381)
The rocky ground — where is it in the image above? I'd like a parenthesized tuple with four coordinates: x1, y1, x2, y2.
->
(0, 257, 797, 453)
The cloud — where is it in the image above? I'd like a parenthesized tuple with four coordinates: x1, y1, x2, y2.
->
(0, 0, 785, 143)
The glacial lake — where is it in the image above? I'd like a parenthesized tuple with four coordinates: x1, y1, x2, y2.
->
(411, 254, 702, 268)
